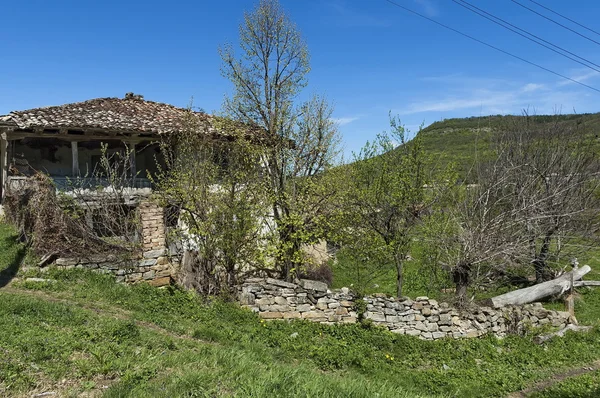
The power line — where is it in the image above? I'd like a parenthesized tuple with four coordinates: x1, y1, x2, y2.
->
(382, 0, 600, 94)
(525, 0, 600, 38)
(451, 0, 600, 73)
(511, 0, 600, 47)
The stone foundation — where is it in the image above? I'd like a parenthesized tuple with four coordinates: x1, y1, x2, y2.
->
(239, 278, 570, 340)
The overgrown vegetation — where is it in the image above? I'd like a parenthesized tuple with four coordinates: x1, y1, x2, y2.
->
(2, 259, 600, 397)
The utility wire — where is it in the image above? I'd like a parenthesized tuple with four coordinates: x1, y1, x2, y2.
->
(525, 0, 600, 38)
(452, 0, 600, 73)
(382, 0, 600, 94)
(511, 0, 600, 47)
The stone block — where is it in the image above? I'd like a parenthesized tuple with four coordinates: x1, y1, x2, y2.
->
(328, 314, 342, 322)
(391, 328, 405, 334)
(415, 296, 429, 301)
(155, 256, 169, 265)
(274, 296, 288, 305)
(140, 258, 157, 267)
(283, 312, 302, 319)
(143, 249, 166, 258)
(260, 312, 284, 319)
(365, 312, 386, 322)
(422, 307, 432, 316)
(55, 258, 79, 266)
(298, 279, 328, 293)
(415, 321, 428, 331)
(406, 329, 422, 337)
(268, 304, 291, 312)
(432, 332, 446, 339)
(239, 292, 256, 306)
(302, 312, 327, 321)
(412, 302, 424, 310)
(148, 276, 171, 287)
(422, 332, 433, 340)
(316, 298, 329, 310)
(328, 302, 340, 309)
(266, 278, 297, 289)
(143, 270, 156, 280)
(466, 330, 484, 338)
(256, 298, 273, 306)
(426, 322, 439, 332)
(386, 315, 402, 323)
(439, 314, 452, 326)
(297, 304, 312, 312)
(335, 307, 348, 315)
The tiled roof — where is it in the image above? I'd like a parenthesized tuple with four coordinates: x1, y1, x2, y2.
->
(0, 94, 214, 134)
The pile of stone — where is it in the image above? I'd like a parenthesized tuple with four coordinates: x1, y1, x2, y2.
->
(239, 278, 570, 340)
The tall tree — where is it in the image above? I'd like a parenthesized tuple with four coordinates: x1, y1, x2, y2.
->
(342, 115, 446, 297)
(153, 114, 269, 295)
(221, 0, 340, 280)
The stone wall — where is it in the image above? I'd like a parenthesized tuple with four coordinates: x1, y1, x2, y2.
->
(239, 278, 570, 340)
(53, 200, 176, 286)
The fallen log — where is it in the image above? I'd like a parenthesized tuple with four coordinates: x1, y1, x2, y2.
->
(574, 281, 600, 287)
(534, 324, 592, 344)
(488, 265, 591, 308)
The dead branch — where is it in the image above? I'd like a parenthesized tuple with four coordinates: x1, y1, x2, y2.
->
(534, 324, 593, 344)
(488, 265, 591, 308)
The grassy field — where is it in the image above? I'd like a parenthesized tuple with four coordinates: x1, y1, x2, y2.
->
(1, 223, 600, 396)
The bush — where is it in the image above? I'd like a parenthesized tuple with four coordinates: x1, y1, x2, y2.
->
(297, 262, 333, 286)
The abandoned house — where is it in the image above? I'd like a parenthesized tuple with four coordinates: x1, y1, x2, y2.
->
(0, 93, 243, 285)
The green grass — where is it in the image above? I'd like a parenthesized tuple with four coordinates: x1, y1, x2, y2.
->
(529, 369, 600, 398)
(0, 221, 26, 287)
(3, 220, 600, 397)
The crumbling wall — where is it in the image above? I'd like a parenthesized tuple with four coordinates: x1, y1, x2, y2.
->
(53, 200, 177, 286)
(239, 278, 570, 340)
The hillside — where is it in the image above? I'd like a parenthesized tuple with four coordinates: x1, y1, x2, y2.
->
(416, 112, 600, 179)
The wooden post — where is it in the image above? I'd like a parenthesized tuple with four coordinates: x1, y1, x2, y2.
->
(0, 133, 7, 200)
(128, 142, 136, 184)
(71, 141, 79, 177)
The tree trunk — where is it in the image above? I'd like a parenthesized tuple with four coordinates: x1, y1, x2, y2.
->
(534, 230, 554, 283)
(395, 254, 403, 297)
(488, 265, 591, 308)
(453, 262, 471, 307)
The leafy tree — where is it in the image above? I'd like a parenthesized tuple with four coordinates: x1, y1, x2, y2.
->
(153, 114, 269, 295)
(220, 0, 341, 280)
(341, 115, 449, 297)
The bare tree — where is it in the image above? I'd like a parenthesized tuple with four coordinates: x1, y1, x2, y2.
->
(440, 114, 600, 305)
(221, 0, 341, 280)
(495, 115, 600, 282)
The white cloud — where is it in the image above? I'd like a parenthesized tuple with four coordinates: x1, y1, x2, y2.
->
(332, 116, 359, 126)
(398, 76, 591, 117)
(521, 83, 545, 93)
(414, 0, 439, 17)
(557, 70, 599, 87)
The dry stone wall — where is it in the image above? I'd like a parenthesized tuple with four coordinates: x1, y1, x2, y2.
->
(239, 278, 570, 340)
(52, 200, 176, 286)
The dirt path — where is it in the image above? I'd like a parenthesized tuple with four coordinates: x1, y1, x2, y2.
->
(506, 359, 600, 397)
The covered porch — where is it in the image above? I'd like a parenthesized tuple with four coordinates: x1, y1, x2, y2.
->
(0, 127, 163, 199)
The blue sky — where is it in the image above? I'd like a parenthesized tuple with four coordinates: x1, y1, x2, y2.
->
(1, 0, 600, 157)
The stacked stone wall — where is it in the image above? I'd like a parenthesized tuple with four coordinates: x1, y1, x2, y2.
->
(52, 200, 176, 286)
(239, 278, 570, 340)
